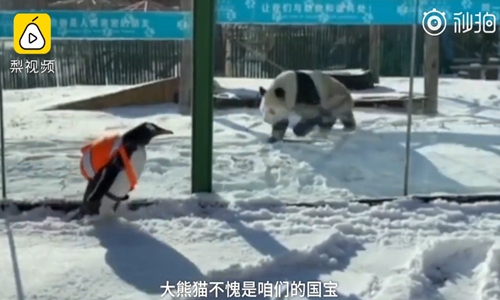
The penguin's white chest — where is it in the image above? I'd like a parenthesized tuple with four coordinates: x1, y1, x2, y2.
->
(99, 147, 147, 215)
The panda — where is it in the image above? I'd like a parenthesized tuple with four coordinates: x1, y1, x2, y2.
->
(259, 70, 356, 142)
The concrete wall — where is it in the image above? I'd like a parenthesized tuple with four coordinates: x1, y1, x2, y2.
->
(51, 77, 180, 110)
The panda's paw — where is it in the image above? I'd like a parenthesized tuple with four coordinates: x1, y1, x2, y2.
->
(267, 136, 281, 143)
(340, 113, 356, 132)
(319, 127, 332, 136)
(342, 125, 356, 132)
(270, 120, 288, 142)
(293, 119, 317, 137)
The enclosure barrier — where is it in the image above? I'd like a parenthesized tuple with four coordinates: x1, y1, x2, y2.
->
(1, 0, 500, 215)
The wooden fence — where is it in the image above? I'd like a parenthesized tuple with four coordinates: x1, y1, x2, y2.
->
(0, 24, 494, 89)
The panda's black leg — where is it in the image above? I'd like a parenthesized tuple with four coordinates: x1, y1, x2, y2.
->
(318, 115, 336, 134)
(316, 108, 336, 134)
(339, 111, 356, 131)
(268, 119, 289, 143)
(293, 117, 319, 137)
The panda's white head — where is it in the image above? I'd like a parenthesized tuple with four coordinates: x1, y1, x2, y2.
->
(258, 86, 290, 125)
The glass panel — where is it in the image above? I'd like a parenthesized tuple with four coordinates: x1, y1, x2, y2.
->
(2, 9, 193, 205)
(409, 27, 500, 195)
(213, 24, 414, 201)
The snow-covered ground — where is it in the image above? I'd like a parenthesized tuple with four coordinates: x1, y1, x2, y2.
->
(1, 77, 500, 299)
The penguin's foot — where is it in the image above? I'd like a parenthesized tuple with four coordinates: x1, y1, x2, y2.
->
(67, 209, 85, 221)
(105, 192, 129, 202)
(67, 203, 98, 221)
(81, 199, 101, 216)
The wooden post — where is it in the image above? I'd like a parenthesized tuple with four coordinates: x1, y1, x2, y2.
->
(179, 0, 193, 115)
(369, 26, 381, 83)
(223, 26, 233, 76)
(423, 34, 439, 115)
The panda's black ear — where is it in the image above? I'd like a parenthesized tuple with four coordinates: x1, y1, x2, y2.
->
(259, 86, 267, 96)
(274, 87, 285, 98)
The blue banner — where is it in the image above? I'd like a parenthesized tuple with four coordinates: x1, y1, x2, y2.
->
(217, 0, 500, 25)
(0, 0, 499, 39)
(0, 11, 190, 39)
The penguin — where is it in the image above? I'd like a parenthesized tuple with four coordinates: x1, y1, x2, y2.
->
(75, 122, 173, 219)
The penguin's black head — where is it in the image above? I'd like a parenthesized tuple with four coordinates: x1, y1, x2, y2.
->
(122, 122, 173, 146)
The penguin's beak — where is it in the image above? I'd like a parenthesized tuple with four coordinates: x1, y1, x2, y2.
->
(155, 127, 174, 136)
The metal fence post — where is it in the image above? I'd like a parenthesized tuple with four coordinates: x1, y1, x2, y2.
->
(191, 0, 215, 193)
(0, 64, 6, 200)
(403, 0, 419, 196)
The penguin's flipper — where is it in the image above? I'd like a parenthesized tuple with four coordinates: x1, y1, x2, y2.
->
(104, 192, 129, 202)
(106, 192, 129, 213)
(81, 159, 122, 215)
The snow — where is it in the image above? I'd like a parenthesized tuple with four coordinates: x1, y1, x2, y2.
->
(1, 77, 500, 300)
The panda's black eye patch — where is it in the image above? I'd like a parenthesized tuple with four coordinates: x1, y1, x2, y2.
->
(274, 87, 285, 98)
(259, 86, 267, 96)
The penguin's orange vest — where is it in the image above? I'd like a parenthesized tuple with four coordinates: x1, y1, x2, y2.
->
(79, 134, 138, 190)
